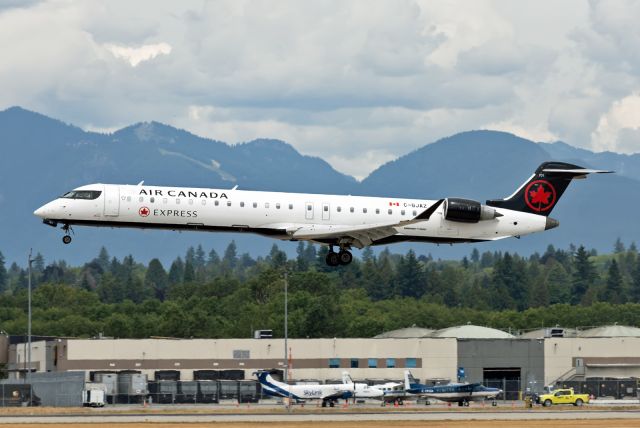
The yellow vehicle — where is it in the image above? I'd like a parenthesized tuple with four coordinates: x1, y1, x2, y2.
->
(538, 388, 590, 407)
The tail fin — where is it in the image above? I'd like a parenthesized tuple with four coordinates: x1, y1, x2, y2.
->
(342, 371, 354, 385)
(486, 161, 612, 216)
(404, 370, 418, 390)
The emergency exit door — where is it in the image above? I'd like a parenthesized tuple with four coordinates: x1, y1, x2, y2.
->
(305, 202, 314, 220)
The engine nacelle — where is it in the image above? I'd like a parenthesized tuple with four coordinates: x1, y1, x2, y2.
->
(444, 198, 501, 223)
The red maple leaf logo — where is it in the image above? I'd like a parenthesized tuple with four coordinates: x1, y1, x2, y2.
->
(524, 180, 556, 212)
(529, 185, 551, 205)
(139, 207, 150, 217)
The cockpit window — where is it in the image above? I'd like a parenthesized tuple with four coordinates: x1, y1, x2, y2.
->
(62, 190, 102, 200)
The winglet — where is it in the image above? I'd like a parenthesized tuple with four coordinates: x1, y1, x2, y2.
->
(414, 199, 445, 221)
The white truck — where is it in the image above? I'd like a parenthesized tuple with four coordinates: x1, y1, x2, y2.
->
(83, 383, 106, 407)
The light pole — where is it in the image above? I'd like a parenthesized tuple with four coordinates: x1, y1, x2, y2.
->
(27, 249, 32, 384)
(283, 271, 288, 383)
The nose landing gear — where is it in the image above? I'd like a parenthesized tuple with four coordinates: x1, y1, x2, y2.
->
(61, 224, 73, 244)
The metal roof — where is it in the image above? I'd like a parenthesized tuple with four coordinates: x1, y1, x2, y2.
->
(374, 327, 434, 338)
(431, 325, 514, 339)
(578, 325, 640, 337)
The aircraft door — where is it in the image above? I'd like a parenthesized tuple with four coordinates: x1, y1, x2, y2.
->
(103, 184, 120, 217)
(305, 202, 314, 220)
(322, 203, 330, 220)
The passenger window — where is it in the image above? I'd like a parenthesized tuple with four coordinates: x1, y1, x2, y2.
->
(227, 201, 232, 207)
(163, 198, 167, 204)
(276, 203, 281, 209)
(388, 209, 392, 215)
(150, 197, 155, 203)
(324, 206, 328, 212)
(376, 208, 380, 214)
(265, 202, 269, 208)
(363, 208, 367, 213)
(401, 209, 405, 215)
(201, 200, 206, 205)
(413, 210, 417, 216)
(189, 199, 193, 205)
(176, 199, 180, 204)
(337, 206, 342, 212)
(307, 205, 312, 211)
(240, 202, 245, 207)
(350, 207, 354, 213)
(288, 204, 292, 210)
(215, 200, 219, 206)
(253, 202, 257, 208)
(127, 196, 132, 202)
(139, 197, 144, 202)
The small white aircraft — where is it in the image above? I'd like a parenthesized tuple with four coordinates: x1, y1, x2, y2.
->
(341, 372, 404, 404)
(34, 162, 611, 266)
(255, 370, 351, 407)
(340, 372, 385, 400)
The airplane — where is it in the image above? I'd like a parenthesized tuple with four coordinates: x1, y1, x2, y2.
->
(404, 370, 502, 407)
(254, 370, 352, 407)
(341, 372, 405, 405)
(33, 162, 611, 266)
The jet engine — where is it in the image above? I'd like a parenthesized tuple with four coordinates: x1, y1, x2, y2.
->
(444, 198, 501, 223)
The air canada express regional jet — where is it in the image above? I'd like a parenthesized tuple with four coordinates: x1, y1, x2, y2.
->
(34, 162, 611, 266)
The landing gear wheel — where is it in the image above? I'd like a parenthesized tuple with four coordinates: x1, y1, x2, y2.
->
(463, 400, 470, 407)
(62, 235, 72, 245)
(325, 252, 340, 267)
(329, 401, 335, 408)
(338, 250, 353, 265)
(492, 401, 497, 406)
(321, 400, 327, 408)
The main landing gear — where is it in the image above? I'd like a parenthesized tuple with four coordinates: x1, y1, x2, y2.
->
(325, 246, 353, 266)
(61, 224, 73, 244)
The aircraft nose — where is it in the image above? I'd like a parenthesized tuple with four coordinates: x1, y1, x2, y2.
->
(34, 205, 47, 218)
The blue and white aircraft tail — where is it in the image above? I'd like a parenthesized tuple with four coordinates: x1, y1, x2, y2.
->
(404, 370, 501, 406)
(255, 370, 351, 407)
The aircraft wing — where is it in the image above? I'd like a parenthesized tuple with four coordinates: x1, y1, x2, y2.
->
(290, 199, 444, 248)
(321, 388, 352, 400)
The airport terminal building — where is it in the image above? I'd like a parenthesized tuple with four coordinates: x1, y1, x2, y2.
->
(4, 324, 640, 403)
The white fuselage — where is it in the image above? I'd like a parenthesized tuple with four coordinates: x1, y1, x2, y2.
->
(34, 183, 549, 247)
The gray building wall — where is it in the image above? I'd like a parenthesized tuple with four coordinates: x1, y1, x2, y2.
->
(457, 339, 544, 391)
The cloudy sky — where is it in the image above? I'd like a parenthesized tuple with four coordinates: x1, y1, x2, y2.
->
(1, 0, 639, 179)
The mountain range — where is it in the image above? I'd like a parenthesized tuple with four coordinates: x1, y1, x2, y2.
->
(1, 106, 638, 266)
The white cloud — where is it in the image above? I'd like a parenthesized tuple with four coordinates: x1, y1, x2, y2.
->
(0, 0, 639, 177)
(105, 42, 172, 67)
(591, 92, 640, 153)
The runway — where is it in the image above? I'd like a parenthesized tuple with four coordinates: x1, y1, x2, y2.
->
(2, 409, 640, 425)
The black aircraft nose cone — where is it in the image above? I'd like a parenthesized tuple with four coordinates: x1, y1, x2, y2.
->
(545, 217, 560, 230)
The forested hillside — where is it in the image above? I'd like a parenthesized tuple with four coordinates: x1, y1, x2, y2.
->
(1, 239, 639, 338)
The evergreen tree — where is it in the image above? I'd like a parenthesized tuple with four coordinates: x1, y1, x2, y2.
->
(603, 259, 625, 304)
(222, 241, 238, 272)
(295, 242, 308, 271)
(195, 245, 206, 268)
(32, 252, 45, 273)
(470, 248, 480, 264)
(0, 251, 6, 293)
(395, 250, 425, 298)
(146, 258, 169, 301)
(571, 246, 596, 305)
(630, 259, 640, 303)
(268, 244, 287, 268)
(614, 238, 625, 254)
(183, 260, 196, 282)
(168, 257, 185, 285)
(96, 247, 110, 272)
(545, 261, 571, 304)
